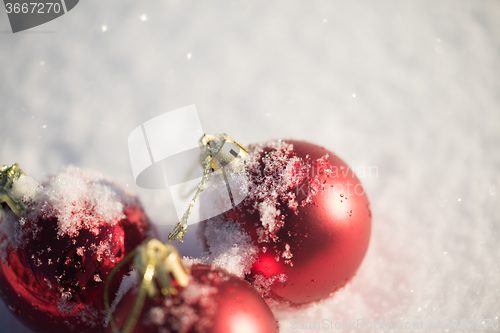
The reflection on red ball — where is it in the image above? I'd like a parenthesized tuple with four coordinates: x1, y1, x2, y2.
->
(202, 140, 372, 305)
(0, 168, 157, 333)
(109, 264, 279, 333)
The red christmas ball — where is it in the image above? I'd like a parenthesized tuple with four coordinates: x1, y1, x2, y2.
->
(108, 246, 279, 333)
(0, 166, 157, 333)
(200, 140, 372, 305)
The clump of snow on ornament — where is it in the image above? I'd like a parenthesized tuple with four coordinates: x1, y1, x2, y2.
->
(37, 166, 136, 237)
(10, 173, 42, 201)
(197, 215, 258, 277)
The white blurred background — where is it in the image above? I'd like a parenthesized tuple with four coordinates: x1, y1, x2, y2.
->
(1, 0, 499, 332)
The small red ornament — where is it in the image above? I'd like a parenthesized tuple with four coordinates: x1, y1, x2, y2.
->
(199, 139, 372, 305)
(0, 164, 157, 333)
(107, 240, 279, 333)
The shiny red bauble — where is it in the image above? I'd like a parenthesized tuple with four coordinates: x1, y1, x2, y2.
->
(0, 167, 157, 333)
(200, 140, 371, 305)
(109, 263, 279, 333)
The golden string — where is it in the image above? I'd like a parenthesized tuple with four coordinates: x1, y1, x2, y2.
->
(167, 133, 249, 242)
(168, 152, 212, 242)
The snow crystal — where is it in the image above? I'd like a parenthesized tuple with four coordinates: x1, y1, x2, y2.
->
(0, 173, 42, 262)
(0, 209, 35, 264)
(36, 166, 135, 238)
(57, 292, 102, 329)
(147, 306, 166, 326)
(242, 139, 330, 238)
(181, 257, 202, 267)
(252, 273, 288, 304)
(281, 243, 293, 260)
(57, 291, 74, 315)
(150, 270, 219, 333)
(90, 238, 115, 262)
(199, 215, 258, 277)
(105, 270, 139, 327)
(10, 174, 41, 202)
(178, 281, 218, 306)
(113, 270, 139, 310)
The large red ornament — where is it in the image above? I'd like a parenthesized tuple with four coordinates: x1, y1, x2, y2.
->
(199, 139, 372, 305)
(0, 165, 157, 333)
(108, 240, 279, 333)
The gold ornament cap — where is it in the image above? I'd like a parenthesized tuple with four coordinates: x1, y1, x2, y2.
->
(105, 239, 191, 333)
(0, 163, 27, 216)
(133, 239, 190, 297)
(199, 134, 248, 172)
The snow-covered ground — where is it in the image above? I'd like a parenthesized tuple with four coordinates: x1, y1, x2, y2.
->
(1, 1, 499, 332)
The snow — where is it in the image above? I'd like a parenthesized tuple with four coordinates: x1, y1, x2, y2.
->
(242, 140, 332, 235)
(199, 214, 259, 277)
(1, 0, 500, 332)
(37, 166, 133, 238)
(10, 174, 42, 202)
(105, 270, 138, 327)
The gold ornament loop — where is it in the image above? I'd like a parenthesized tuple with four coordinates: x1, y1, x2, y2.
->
(201, 134, 248, 172)
(0, 163, 27, 217)
(168, 134, 248, 242)
(104, 239, 190, 333)
(133, 239, 190, 297)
